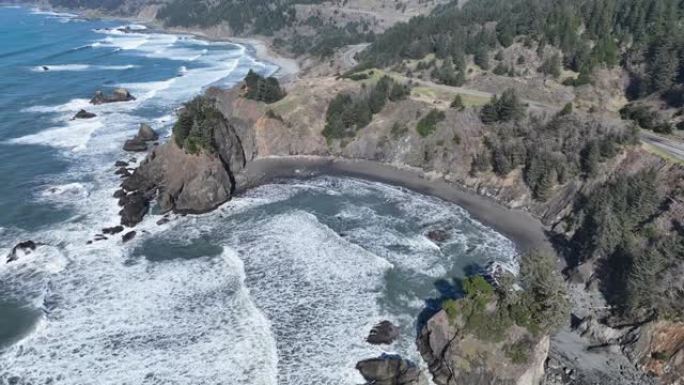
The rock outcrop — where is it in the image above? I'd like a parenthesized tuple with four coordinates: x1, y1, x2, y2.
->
(418, 310, 549, 385)
(622, 321, 684, 385)
(119, 98, 245, 226)
(136, 123, 158, 141)
(367, 320, 400, 345)
(90, 88, 135, 105)
(356, 355, 424, 385)
(72, 109, 96, 119)
(122, 123, 159, 152)
(6, 241, 38, 263)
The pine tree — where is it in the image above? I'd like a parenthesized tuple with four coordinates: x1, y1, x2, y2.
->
(481, 97, 500, 124)
(451, 94, 465, 110)
(474, 47, 490, 70)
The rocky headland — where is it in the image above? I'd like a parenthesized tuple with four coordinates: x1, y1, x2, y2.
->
(113, 72, 683, 385)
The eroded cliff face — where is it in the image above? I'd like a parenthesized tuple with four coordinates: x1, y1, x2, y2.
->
(417, 310, 549, 385)
(624, 321, 684, 385)
(120, 98, 246, 224)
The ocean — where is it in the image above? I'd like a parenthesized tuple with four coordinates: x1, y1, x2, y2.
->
(0, 6, 517, 384)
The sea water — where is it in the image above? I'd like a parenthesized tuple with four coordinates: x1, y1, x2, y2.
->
(0, 6, 517, 384)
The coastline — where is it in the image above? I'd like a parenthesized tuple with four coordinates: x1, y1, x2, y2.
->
(236, 156, 553, 255)
(18, 3, 300, 82)
(15, 4, 551, 255)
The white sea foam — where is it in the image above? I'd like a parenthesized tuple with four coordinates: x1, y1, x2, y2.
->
(29, 8, 78, 18)
(1, 243, 279, 384)
(0, 18, 517, 385)
(31, 64, 138, 72)
(7, 119, 105, 151)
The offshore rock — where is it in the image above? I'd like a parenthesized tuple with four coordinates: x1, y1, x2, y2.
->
(356, 354, 424, 385)
(367, 320, 401, 345)
(90, 88, 135, 105)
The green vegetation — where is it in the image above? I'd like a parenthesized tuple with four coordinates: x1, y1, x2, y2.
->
(442, 252, 569, 342)
(359, 0, 684, 104)
(505, 337, 534, 363)
(450, 94, 465, 110)
(156, 0, 374, 57)
(323, 76, 409, 140)
(173, 96, 223, 154)
(620, 103, 674, 134)
(416, 109, 446, 137)
(571, 170, 684, 319)
(539, 53, 562, 78)
(480, 88, 526, 124)
(475, 112, 637, 200)
(243, 70, 285, 104)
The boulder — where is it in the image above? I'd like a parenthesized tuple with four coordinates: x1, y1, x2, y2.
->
(6, 240, 37, 263)
(115, 167, 131, 177)
(119, 192, 149, 227)
(426, 229, 449, 243)
(113, 189, 126, 199)
(42, 66, 49, 71)
(136, 123, 158, 141)
(367, 320, 400, 345)
(122, 231, 136, 243)
(90, 88, 135, 105)
(114, 161, 129, 168)
(102, 225, 124, 235)
(72, 109, 96, 120)
(123, 139, 148, 152)
(356, 355, 423, 385)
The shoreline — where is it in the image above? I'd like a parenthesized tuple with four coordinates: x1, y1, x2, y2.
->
(236, 156, 553, 255)
(17, 3, 300, 82)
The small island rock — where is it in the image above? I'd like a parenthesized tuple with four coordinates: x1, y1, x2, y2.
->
(367, 321, 400, 345)
(90, 88, 135, 105)
(72, 109, 96, 120)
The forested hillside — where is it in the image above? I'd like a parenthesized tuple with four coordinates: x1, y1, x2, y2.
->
(361, 0, 684, 103)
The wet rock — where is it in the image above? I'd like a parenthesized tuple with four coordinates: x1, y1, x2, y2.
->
(72, 109, 96, 120)
(367, 320, 400, 345)
(114, 160, 129, 168)
(94, 234, 107, 241)
(156, 217, 170, 226)
(6, 240, 37, 263)
(90, 88, 135, 105)
(123, 139, 148, 152)
(114, 167, 131, 177)
(119, 192, 149, 227)
(356, 354, 422, 385)
(426, 229, 449, 243)
(136, 123, 158, 141)
(113, 189, 126, 199)
(102, 225, 124, 235)
(42, 66, 49, 71)
(122, 231, 136, 243)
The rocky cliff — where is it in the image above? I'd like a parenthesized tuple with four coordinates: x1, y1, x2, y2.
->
(418, 310, 549, 385)
(119, 96, 246, 226)
(122, 75, 684, 384)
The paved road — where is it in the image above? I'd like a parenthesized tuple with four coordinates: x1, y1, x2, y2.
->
(341, 43, 370, 69)
(640, 130, 684, 161)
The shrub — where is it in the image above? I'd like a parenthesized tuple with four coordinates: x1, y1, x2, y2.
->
(416, 109, 446, 137)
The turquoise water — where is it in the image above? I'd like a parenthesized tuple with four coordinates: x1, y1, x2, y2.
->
(0, 6, 517, 385)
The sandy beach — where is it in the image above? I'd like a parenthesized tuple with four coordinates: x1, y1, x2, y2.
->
(236, 156, 553, 254)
